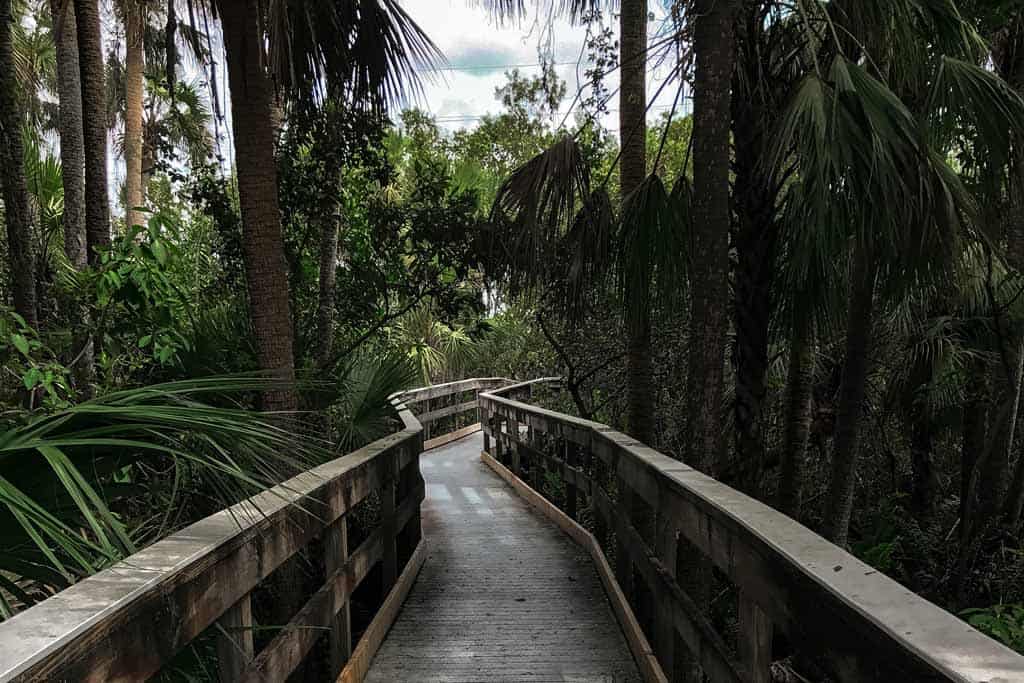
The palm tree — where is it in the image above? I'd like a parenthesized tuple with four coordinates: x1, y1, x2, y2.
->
(212, 0, 439, 411)
(619, 0, 653, 443)
(1, 0, 39, 329)
(48, 0, 86, 270)
(685, 0, 736, 473)
(73, 0, 109, 263)
(122, 0, 145, 229)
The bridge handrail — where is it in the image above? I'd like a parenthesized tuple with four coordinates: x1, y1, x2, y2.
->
(0, 395, 429, 683)
(479, 378, 1024, 683)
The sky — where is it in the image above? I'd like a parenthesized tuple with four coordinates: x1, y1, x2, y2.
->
(397, 0, 688, 133)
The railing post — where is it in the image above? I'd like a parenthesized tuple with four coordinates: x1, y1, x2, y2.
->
(510, 415, 521, 476)
(739, 593, 772, 683)
(654, 515, 677, 679)
(216, 593, 254, 682)
(615, 482, 635, 602)
(483, 406, 491, 453)
(565, 439, 577, 519)
(496, 414, 505, 464)
(325, 516, 351, 678)
(382, 476, 398, 592)
(423, 398, 432, 441)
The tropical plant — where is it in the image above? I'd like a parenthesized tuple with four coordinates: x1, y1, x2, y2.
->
(0, 376, 325, 617)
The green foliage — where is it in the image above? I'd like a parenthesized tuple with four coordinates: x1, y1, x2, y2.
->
(0, 308, 71, 409)
(961, 604, 1024, 653)
(87, 216, 194, 372)
(0, 376, 325, 616)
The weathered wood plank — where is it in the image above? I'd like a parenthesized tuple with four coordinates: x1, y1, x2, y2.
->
(424, 422, 481, 451)
(338, 540, 427, 683)
(325, 516, 352, 678)
(481, 448, 663, 683)
(216, 594, 254, 682)
(738, 594, 772, 683)
(418, 399, 478, 424)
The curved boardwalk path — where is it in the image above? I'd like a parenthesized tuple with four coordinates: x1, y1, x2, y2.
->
(365, 432, 641, 682)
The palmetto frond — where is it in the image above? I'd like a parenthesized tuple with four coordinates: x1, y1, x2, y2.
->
(261, 0, 443, 109)
(616, 174, 688, 333)
(475, 0, 612, 25)
(0, 376, 328, 613)
(332, 352, 416, 450)
(489, 136, 593, 292)
(769, 55, 970, 269)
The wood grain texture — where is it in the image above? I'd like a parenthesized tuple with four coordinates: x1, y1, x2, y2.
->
(338, 540, 428, 683)
(481, 450, 665, 683)
(364, 433, 641, 682)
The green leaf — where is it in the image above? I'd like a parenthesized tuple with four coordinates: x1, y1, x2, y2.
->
(22, 368, 42, 390)
(138, 335, 153, 349)
(151, 240, 168, 266)
(10, 334, 30, 356)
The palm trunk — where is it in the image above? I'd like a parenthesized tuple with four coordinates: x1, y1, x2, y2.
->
(51, 0, 86, 268)
(778, 313, 814, 519)
(909, 411, 938, 520)
(685, 0, 735, 473)
(619, 0, 653, 444)
(960, 375, 987, 544)
(316, 213, 341, 368)
(124, 1, 145, 229)
(731, 75, 778, 492)
(50, 0, 93, 388)
(220, 0, 297, 412)
(824, 242, 878, 547)
(74, 0, 110, 262)
(1, 0, 38, 329)
(1005, 427, 1024, 528)
(626, 318, 655, 442)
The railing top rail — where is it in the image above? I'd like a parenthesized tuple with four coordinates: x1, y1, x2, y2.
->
(0, 398, 426, 683)
(479, 382, 1024, 682)
(397, 377, 508, 404)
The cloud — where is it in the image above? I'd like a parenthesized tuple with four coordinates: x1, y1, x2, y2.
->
(444, 43, 527, 77)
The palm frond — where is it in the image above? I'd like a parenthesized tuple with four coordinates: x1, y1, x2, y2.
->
(266, 0, 444, 109)
(0, 376, 330, 614)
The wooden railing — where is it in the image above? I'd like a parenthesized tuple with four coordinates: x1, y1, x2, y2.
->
(479, 378, 1024, 683)
(399, 377, 508, 449)
(0, 393, 430, 683)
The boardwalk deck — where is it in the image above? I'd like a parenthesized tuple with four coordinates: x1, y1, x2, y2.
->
(364, 432, 641, 683)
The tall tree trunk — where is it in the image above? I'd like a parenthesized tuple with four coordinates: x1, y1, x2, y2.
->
(0, 0, 38, 328)
(731, 39, 778, 491)
(50, 0, 94, 388)
(74, 0, 109, 262)
(51, 0, 86, 268)
(996, 20, 1024, 529)
(824, 242, 878, 547)
(686, 0, 735, 473)
(909, 409, 938, 520)
(316, 213, 340, 368)
(960, 373, 988, 545)
(778, 313, 814, 519)
(124, 0, 145, 229)
(220, 0, 297, 412)
(620, 0, 653, 443)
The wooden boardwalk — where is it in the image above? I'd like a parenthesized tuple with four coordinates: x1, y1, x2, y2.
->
(365, 432, 641, 682)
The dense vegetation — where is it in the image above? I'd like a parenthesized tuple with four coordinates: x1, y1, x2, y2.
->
(2, 0, 1024, 670)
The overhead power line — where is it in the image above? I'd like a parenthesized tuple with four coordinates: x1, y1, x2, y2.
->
(418, 60, 580, 73)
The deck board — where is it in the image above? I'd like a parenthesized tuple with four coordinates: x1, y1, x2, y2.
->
(364, 433, 641, 683)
